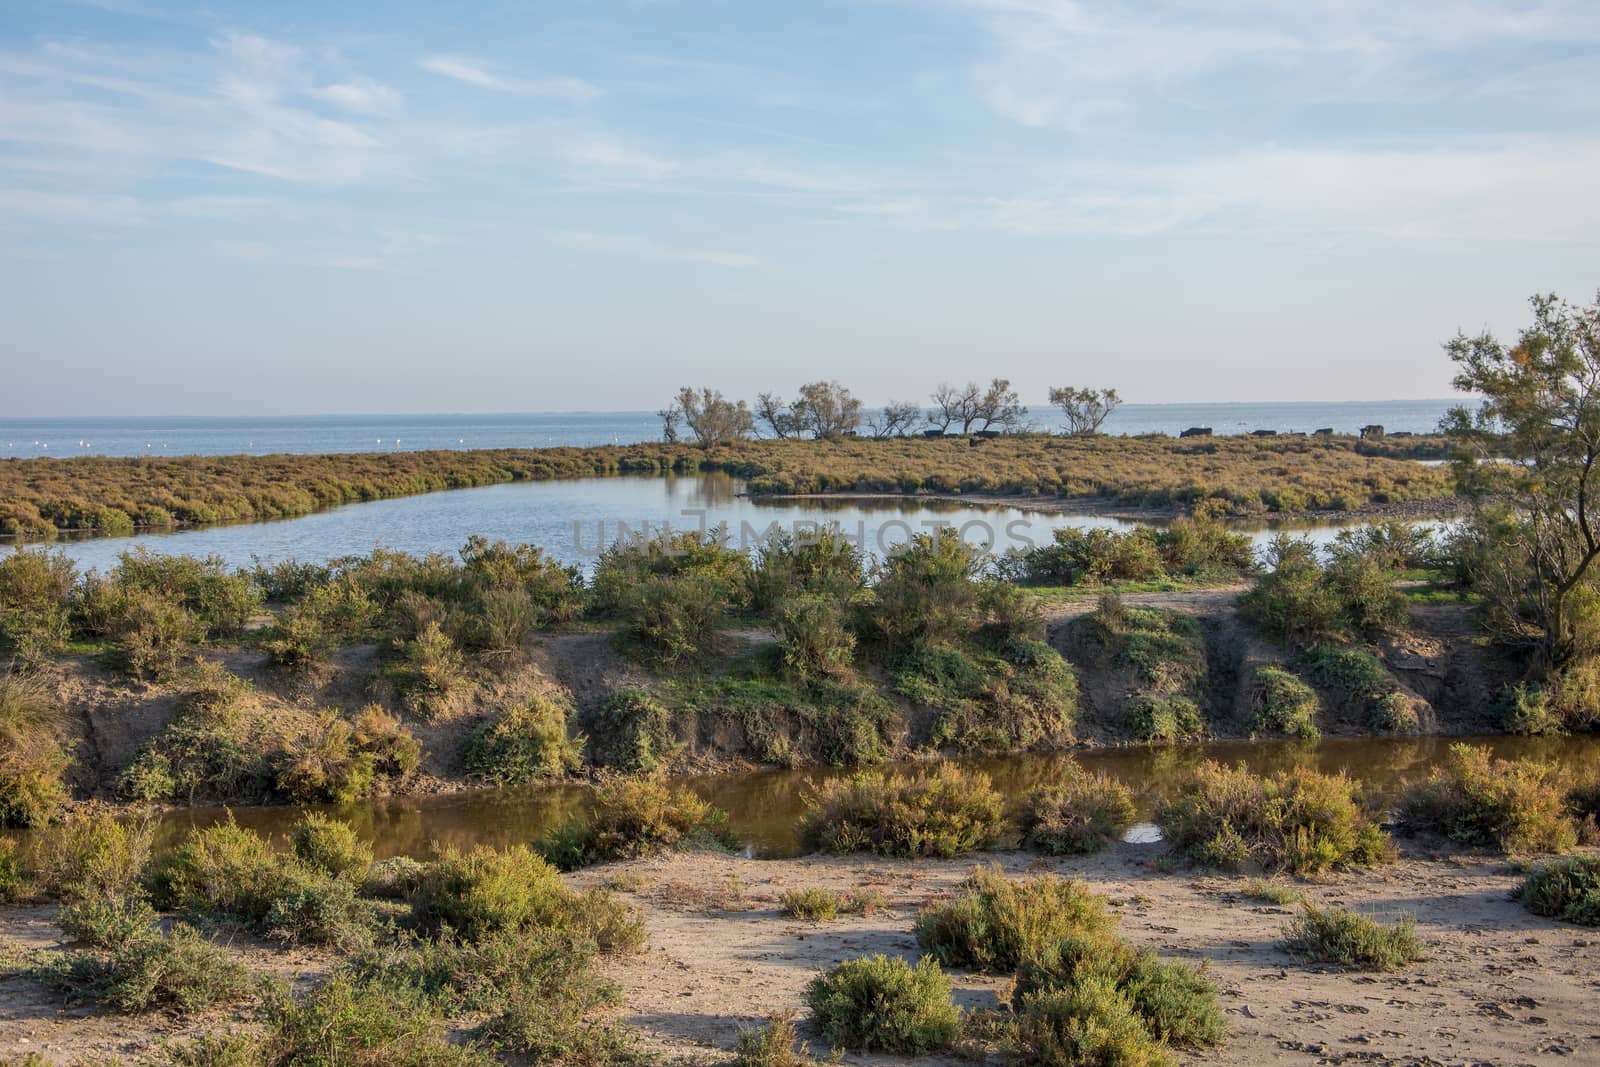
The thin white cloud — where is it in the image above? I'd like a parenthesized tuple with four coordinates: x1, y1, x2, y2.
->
(943, 0, 1600, 130)
(420, 55, 597, 102)
(0, 188, 143, 225)
(555, 133, 676, 182)
(550, 230, 759, 270)
(310, 78, 402, 116)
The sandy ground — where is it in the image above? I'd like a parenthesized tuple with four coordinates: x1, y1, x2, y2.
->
(572, 841, 1600, 1066)
(1, 839, 1596, 1065)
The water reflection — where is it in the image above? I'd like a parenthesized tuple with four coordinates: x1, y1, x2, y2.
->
(28, 474, 1449, 576)
(150, 734, 1600, 861)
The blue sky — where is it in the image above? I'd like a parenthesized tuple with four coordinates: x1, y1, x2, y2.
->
(2, 0, 1597, 416)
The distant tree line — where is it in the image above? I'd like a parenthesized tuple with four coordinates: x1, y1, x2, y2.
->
(659, 380, 1121, 447)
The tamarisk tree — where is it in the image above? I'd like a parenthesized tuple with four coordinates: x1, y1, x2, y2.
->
(1444, 291, 1600, 671)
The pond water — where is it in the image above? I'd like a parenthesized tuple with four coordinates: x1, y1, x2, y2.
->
(150, 735, 1600, 860)
(33, 474, 1435, 575)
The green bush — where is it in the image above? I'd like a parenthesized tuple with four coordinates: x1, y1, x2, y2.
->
(589, 688, 677, 773)
(0, 837, 26, 902)
(552, 776, 736, 867)
(399, 621, 468, 717)
(116, 590, 201, 679)
(1517, 855, 1600, 926)
(152, 818, 374, 949)
(776, 595, 857, 682)
(59, 897, 160, 949)
(749, 528, 863, 612)
(1240, 533, 1408, 645)
(409, 843, 644, 953)
(1399, 743, 1577, 854)
(106, 549, 261, 637)
(1013, 975, 1172, 1067)
(0, 671, 71, 827)
(1248, 666, 1321, 741)
(1299, 645, 1413, 732)
(1018, 765, 1136, 855)
(119, 673, 272, 803)
(590, 528, 751, 617)
(0, 549, 75, 666)
(860, 531, 982, 653)
(290, 813, 373, 881)
(463, 696, 582, 784)
(899, 639, 1079, 755)
(1155, 761, 1390, 873)
(1128, 695, 1206, 744)
(49, 921, 252, 1015)
(276, 714, 375, 804)
(805, 954, 961, 1055)
(1282, 905, 1423, 971)
(915, 867, 1116, 973)
(798, 763, 1004, 858)
(27, 809, 152, 905)
(256, 974, 497, 1066)
(352, 703, 424, 780)
(735, 1013, 816, 1067)
(619, 572, 731, 664)
(778, 887, 883, 922)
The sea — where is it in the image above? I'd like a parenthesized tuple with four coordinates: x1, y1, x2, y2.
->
(0, 400, 1459, 459)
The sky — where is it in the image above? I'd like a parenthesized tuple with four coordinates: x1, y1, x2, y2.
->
(1, 0, 1597, 416)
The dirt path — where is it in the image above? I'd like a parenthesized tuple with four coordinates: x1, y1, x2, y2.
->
(574, 842, 1600, 1066)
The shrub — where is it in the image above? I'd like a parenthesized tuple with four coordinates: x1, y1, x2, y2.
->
(290, 813, 373, 881)
(900, 640, 1078, 755)
(153, 818, 373, 948)
(749, 528, 864, 612)
(27, 809, 152, 904)
(805, 955, 961, 1055)
(1238, 536, 1343, 644)
(117, 590, 201, 679)
(118, 678, 271, 803)
(1155, 761, 1390, 873)
(59, 897, 159, 949)
(107, 549, 261, 637)
(780, 887, 843, 922)
(1399, 743, 1577, 854)
(1239, 879, 1302, 906)
(797, 764, 1004, 858)
(1018, 765, 1137, 855)
(1298, 646, 1412, 731)
(400, 621, 468, 716)
(1248, 666, 1321, 741)
(0, 671, 71, 827)
(1128, 696, 1206, 744)
(1013, 976, 1172, 1067)
(915, 868, 1116, 973)
(1517, 855, 1600, 926)
(779, 887, 884, 922)
(0, 549, 75, 665)
(556, 777, 736, 866)
(276, 714, 376, 804)
(463, 696, 583, 784)
(618, 572, 730, 663)
(590, 528, 751, 617)
(53, 922, 253, 1014)
(776, 595, 857, 682)
(735, 1013, 816, 1067)
(589, 688, 677, 773)
(255, 974, 497, 1067)
(0, 837, 25, 902)
(861, 531, 982, 652)
(410, 843, 644, 953)
(1282, 905, 1423, 971)
(350, 703, 423, 780)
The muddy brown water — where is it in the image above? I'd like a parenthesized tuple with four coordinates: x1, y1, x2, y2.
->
(148, 734, 1600, 860)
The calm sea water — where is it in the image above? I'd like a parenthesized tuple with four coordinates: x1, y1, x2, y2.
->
(40, 473, 1438, 576)
(0, 400, 1457, 459)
